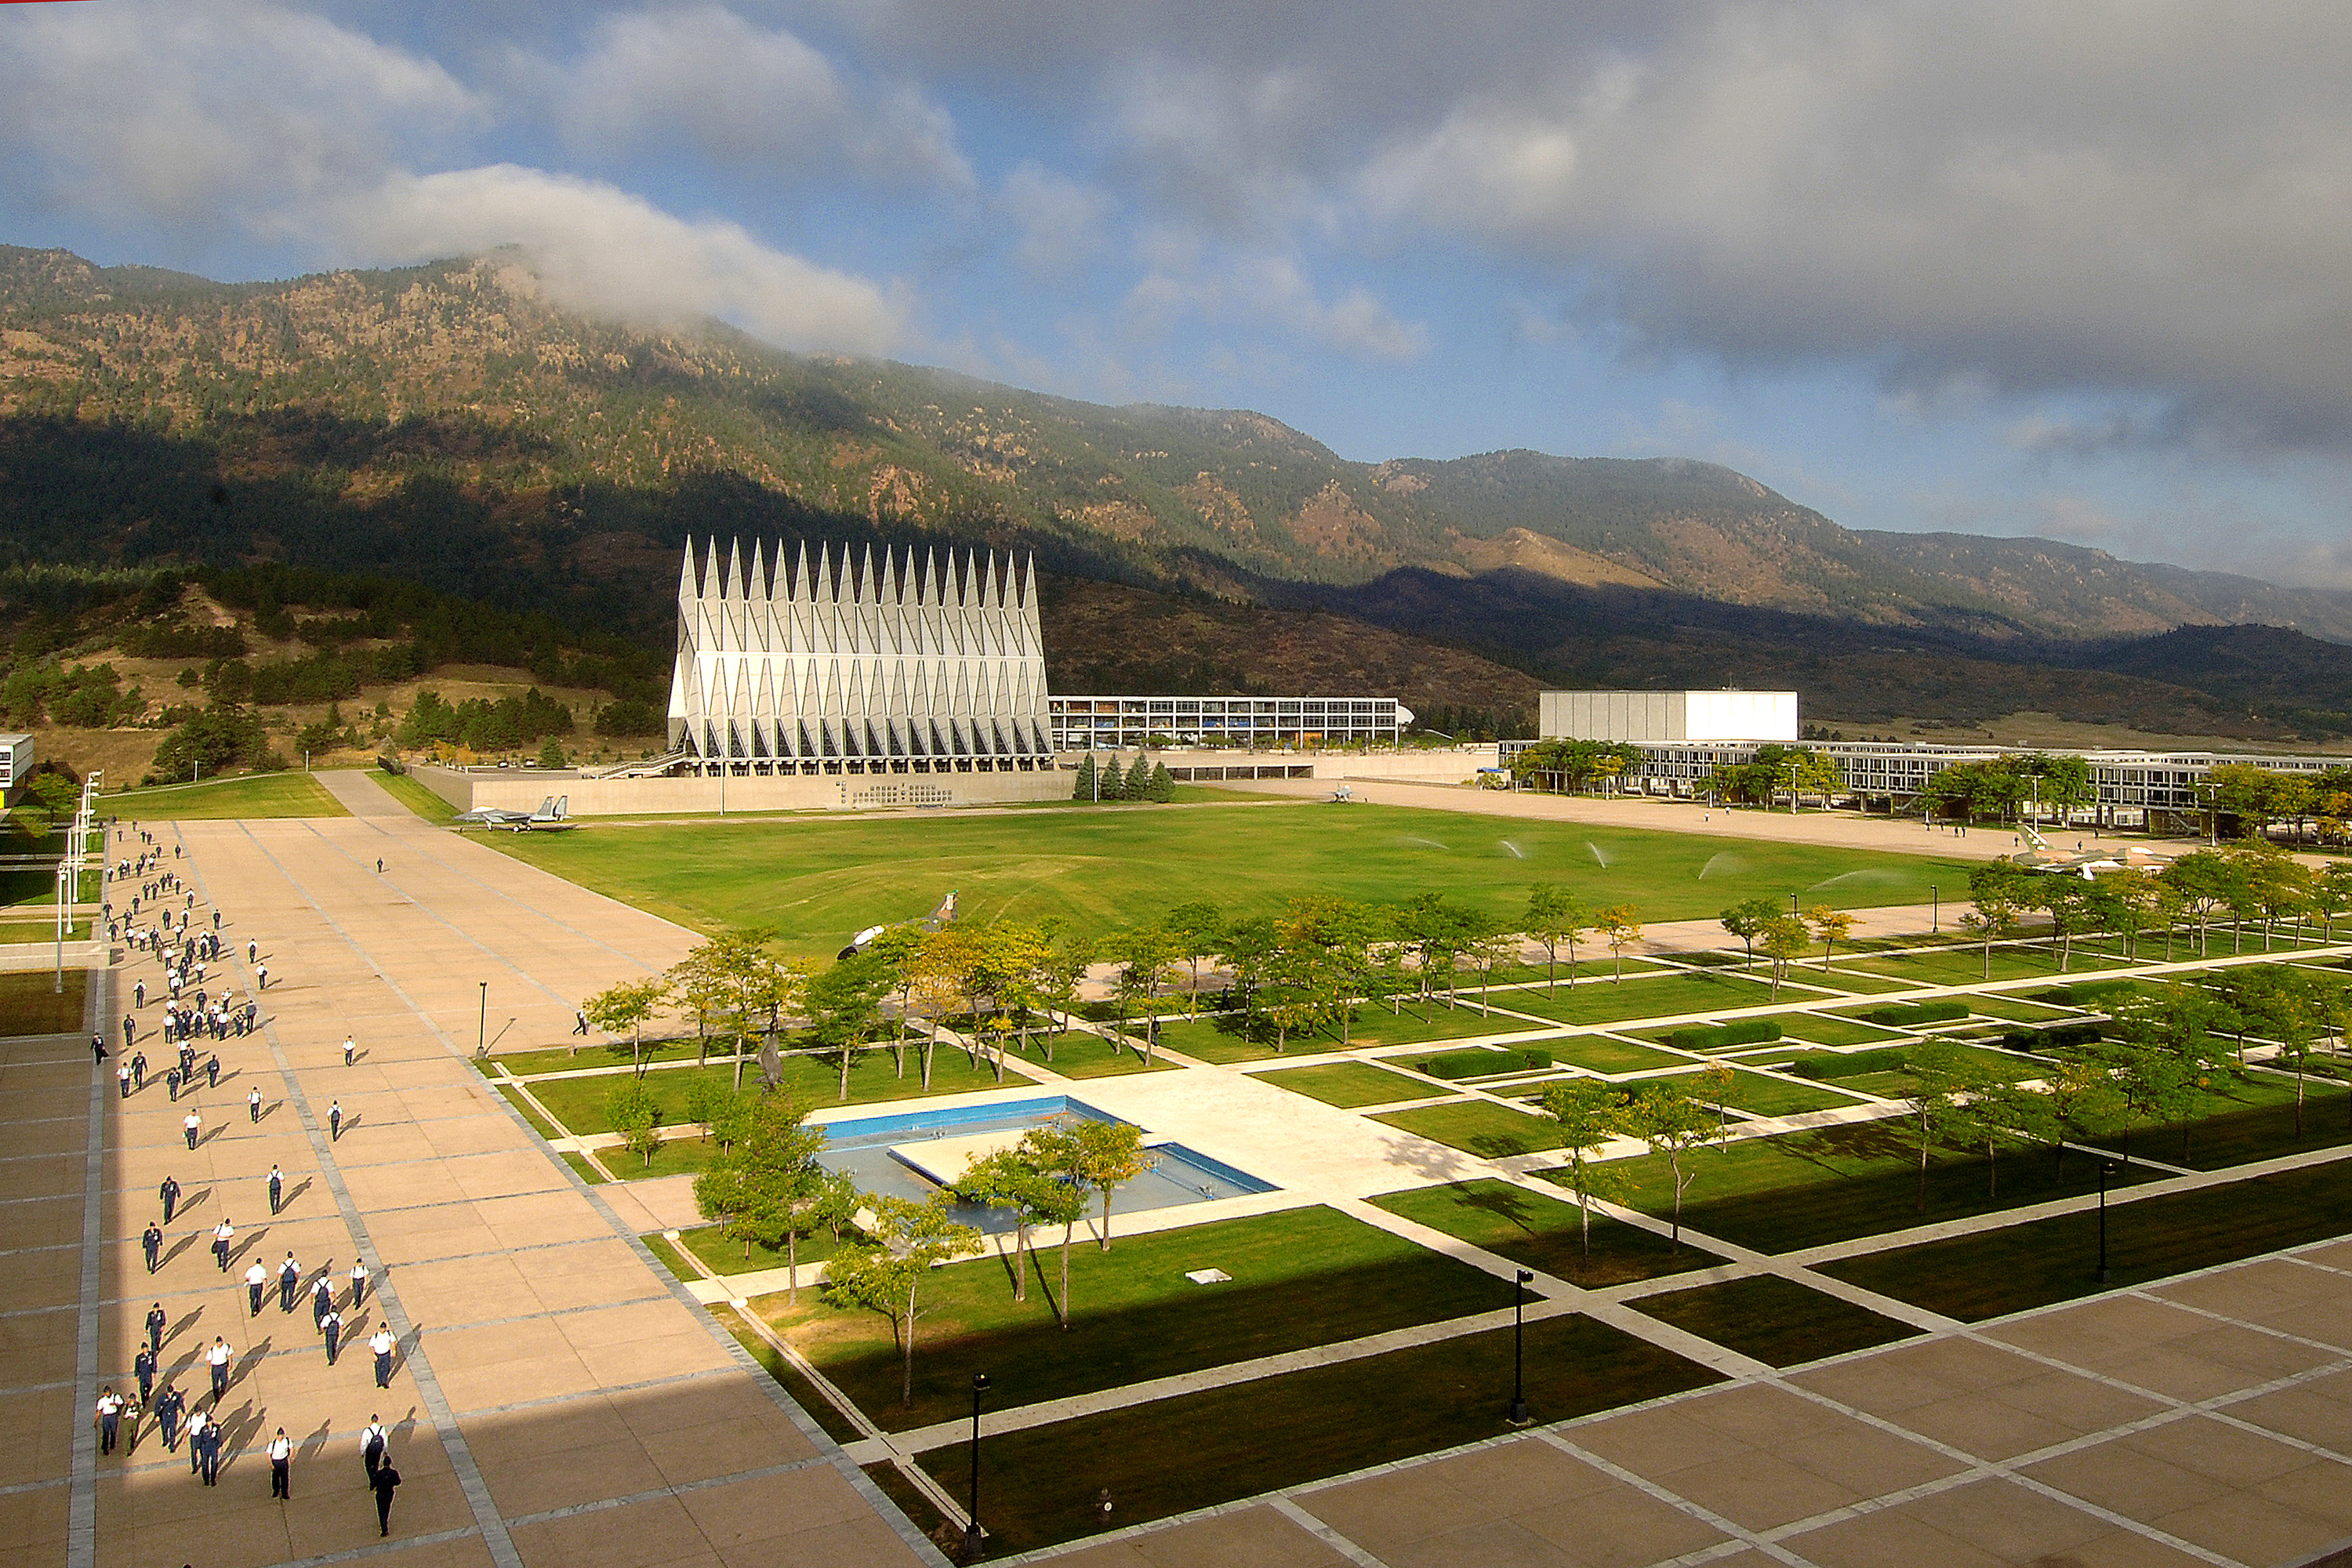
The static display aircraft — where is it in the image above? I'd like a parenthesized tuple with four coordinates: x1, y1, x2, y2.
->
(452, 795, 575, 832)
(2013, 822, 2178, 879)
(838, 891, 957, 960)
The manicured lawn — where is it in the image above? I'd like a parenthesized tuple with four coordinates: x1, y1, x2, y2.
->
(1345, 1001, 1557, 1048)
(1820, 1156, 2352, 1320)
(1957, 993, 2078, 1023)
(1149, 1015, 1287, 1063)
(521, 1047, 1029, 1135)
(2081, 1074, 2352, 1170)
(1707, 1071, 1871, 1118)
(1584, 1121, 2161, 1254)
(1499, 971, 1781, 1027)
(1371, 1100, 1566, 1158)
(1544, 1035, 1692, 1075)
(1627, 1273, 1918, 1367)
(1371, 1178, 1723, 1287)
(1, 970, 87, 1035)
(1254, 1061, 1428, 1108)
(1030, 1042, 1178, 1078)
(560, 1152, 608, 1185)
(673, 1219, 858, 1278)
(487, 799, 1976, 960)
(757, 1206, 1510, 1432)
(604, 1133, 721, 1180)
(1764, 1014, 1909, 1047)
(371, 771, 458, 823)
(916, 1313, 1719, 1554)
(103, 772, 350, 820)
(1844, 947, 2117, 986)
(492, 1038, 709, 1077)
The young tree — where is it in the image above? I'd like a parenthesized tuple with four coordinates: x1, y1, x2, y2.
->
(805, 952, 895, 1101)
(1525, 884, 1590, 993)
(582, 977, 669, 1073)
(1052, 1116, 1155, 1251)
(682, 1075, 733, 1143)
(603, 1077, 663, 1171)
(2037, 1054, 2125, 1179)
(2161, 850, 2238, 957)
(2313, 862, 2352, 942)
(1104, 924, 1182, 1062)
(825, 1193, 982, 1407)
(1896, 1040, 1969, 1211)
(1597, 903, 1642, 984)
(1962, 859, 2033, 979)
(692, 1091, 829, 1298)
(733, 950, 811, 1092)
(1163, 901, 1226, 1016)
(2038, 878, 2092, 972)
(1805, 904, 1857, 972)
(957, 1148, 1072, 1306)
(1070, 753, 1097, 801)
(1461, 909, 1517, 1014)
(1537, 1080, 1632, 1269)
(1759, 915, 1809, 1000)
(1624, 1083, 1714, 1251)
(1718, 896, 1779, 968)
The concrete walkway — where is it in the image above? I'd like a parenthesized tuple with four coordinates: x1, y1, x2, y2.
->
(55, 774, 949, 1568)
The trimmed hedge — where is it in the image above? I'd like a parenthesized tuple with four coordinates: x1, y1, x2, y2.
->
(1416, 1047, 1554, 1080)
(1665, 1018, 1784, 1052)
(1861, 1000, 1969, 1026)
(1787, 1046, 1912, 1081)
(2000, 1022, 2103, 1053)
(2036, 980, 2140, 1007)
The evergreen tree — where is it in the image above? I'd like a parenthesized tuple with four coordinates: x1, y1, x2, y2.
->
(1072, 753, 1096, 801)
(1148, 761, 1175, 802)
(1123, 753, 1152, 800)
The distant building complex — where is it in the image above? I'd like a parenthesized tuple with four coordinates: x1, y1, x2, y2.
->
(1514, 689, 2349, 830)
(0, 733, 30, 802)
(1049, 695, 1410, 751)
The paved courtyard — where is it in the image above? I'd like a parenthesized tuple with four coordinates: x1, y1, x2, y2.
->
(7, 770, 2350, 1567)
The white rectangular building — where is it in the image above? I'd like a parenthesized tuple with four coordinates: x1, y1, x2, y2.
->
(0, 734, 30, 799)
(1539, 691, 1798, 744)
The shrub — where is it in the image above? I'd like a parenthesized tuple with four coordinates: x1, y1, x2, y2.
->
(1787, 1046, 1912, 1081)
(1415, 1047, 1554, 1080)
(1665, 1018, 1783, 1052)
(1862, 1000, 1969, 1026)
(2002, 1022, 2104, 1053)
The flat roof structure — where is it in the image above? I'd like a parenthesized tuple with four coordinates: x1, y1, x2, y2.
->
(1050, 695, 1410, 750)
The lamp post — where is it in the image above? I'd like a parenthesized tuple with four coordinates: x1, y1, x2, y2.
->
(1506, 1268, 1534, 1426)
(477, 982, 488, 1061)
(964, 1372, 989, 1559)
(2095, 1158, 2118, 1283)
(1931, 884, 1938, 934)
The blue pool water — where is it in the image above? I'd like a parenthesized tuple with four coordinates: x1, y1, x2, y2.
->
(811, 1094, 1276, 1233)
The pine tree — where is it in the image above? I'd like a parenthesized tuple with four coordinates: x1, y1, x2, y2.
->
(1072, 753, 1096, 801)
(1124, 754, 1152, 800)
(1148, 762, 1175, 802)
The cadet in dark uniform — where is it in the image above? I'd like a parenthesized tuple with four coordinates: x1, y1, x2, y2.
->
(144, 1301, 167, 1357)
(142, 1221, 163, 1273)
(206, 1054, 220, 1088)
(134, 1343, 157, 1407)
(372, 1456, 401, 1535)
(154, 1382, 183, 1451)
(158, 1175, 179, 1223)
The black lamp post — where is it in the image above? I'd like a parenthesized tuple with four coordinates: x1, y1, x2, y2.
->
(964, 1372, 989, 1559)
(1506, 1268, 1534, 1426)
(2095, 1159, 2118, 1284)
(1931, 884, 1938, 934)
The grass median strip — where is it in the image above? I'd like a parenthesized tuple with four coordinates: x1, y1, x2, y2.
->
(1625, 1273, 1919, 1367)
(0, 971, 87, 1035)
(1818, 1155, 2352, 1320)
(103, 771, 351, 819)
(1371, 1099, 1568, 1159)
(1254, 1060, 1430, 1108)
(915, 1312, 1720, 1555)
(519, 1045, 1029, 1135)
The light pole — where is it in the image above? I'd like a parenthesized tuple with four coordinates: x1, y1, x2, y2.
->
(1931, 884, 1938, 935)
(964, 1372, 989, 1559)
(1506, 1268, 1534, 1426)
(477, 982, 488, 1060)
(2095, 1158, 2118, 1283)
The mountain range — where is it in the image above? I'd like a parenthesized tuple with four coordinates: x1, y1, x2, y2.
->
(7, 243, 2352, 742)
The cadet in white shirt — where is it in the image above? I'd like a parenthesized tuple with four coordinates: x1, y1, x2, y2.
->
(245, 1259, 267, 1316)
(370, 1327, 396, 1388)
(269, 1427, 292, 1498)
(204, 1337, 231, 1403)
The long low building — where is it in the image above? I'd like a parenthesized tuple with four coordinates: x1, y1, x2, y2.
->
(1049, 695, 1410, 750)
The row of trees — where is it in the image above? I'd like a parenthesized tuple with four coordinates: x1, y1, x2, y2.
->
(1960, 842, 2352, 976)
(1920, 753, 2093, 825)
(1070, 752, 1175, 802)
(1718, 899, 1858, 996)
(1704, 744, 1842, 812)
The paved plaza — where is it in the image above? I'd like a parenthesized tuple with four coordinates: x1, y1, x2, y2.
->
(6, 770, 2351, 1567)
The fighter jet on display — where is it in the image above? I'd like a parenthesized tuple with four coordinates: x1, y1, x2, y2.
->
(837, 891, 956, 960)
(452, 796, 575, 832)
(2013, 822, 2178, 879)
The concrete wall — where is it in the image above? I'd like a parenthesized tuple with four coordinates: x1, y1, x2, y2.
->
(1157, 746, 1499, 785)
(405, 763, 475, 811)
(463, 769, 1069, 815)
(1540, 691, 1796, 743)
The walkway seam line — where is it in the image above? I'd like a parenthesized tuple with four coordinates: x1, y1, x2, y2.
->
(64, 960, 106, 1568)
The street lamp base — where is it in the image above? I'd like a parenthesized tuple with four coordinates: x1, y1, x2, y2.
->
(961, 1523, 985, 1561)
(1506, 1399, 1531, 1428)
(2095, 1267, 2111, 1284)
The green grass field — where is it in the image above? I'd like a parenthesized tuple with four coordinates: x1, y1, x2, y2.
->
(1253, 1061, 1428, 1108)
(1371, 1178, 1723, 1287)
(484, 799, 1976, 957)
(101, 773, 350, 820)
(1371, 1099, 1566, 1158)
(1627, 1274, 1918, 1367)
(1708, 1070, 1871, 1118)
(371, 771, 458, 823)
(2080, 1074, 2352, 1169)
(1820, 1156, 2352, 1320)
(0, 971, 87, 1035)
(521, 1046, 1029, 1135)
(1583, 1121, 2161, 1254)
(916, 1312, 1717, 1554)
(1542, 1035, 1693, 1075)
(1498, 971, 1784, 1027)
(760, 1205, 1508, 1432)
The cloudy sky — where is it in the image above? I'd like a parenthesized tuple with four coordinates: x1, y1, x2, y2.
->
(5, 1, 2350, 585)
